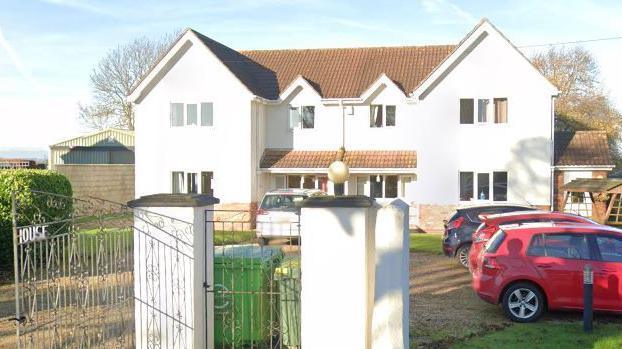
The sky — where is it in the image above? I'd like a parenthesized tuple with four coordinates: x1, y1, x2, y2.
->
(1, 0, 621, 154)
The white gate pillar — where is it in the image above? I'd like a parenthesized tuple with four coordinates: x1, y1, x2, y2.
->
(372, 199, 410, 349)
(128, 193, 219, 349)
(299, 196, 377, 349)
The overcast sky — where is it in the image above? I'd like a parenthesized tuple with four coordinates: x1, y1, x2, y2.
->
(1, 0, 621, 151)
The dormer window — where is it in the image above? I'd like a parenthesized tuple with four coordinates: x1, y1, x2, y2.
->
(370, 105, 396, 128)
(289, 105, 315, 129)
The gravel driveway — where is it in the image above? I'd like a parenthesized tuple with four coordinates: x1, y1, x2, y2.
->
(409, 252, 510, 348)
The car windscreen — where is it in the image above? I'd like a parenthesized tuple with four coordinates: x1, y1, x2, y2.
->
(260, 195, 306, 211)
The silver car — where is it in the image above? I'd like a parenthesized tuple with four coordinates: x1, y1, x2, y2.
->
(256, 189, 325, 245)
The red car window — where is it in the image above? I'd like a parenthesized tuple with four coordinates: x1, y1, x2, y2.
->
(595, 235, 622, 262)
(527, 233, 590, 260)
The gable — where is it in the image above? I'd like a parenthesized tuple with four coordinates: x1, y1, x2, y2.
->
(129, 19, 556, 103)
(412, 20, 558, 100)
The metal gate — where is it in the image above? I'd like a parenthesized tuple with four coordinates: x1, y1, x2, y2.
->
(206, 210, 302, 349)
(11, 191, 134, 348)
(10, 190, 192, 349)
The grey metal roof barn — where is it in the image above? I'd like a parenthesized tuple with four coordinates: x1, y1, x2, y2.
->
(49, 129, 134, 166)
(49, 129, 135, 204)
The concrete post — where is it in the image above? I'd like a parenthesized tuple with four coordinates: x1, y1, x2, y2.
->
(298, 196, 377, 349)
(128, 194, 219, 349)
(372, 199, 410, 349)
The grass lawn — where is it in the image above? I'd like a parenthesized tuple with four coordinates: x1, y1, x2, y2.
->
(214, 230, 257, 245)
(452, 322, 622, 349)
(410, 232, 443, 255)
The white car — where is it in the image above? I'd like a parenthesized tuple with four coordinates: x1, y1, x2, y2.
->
(256, 189, 325, 245)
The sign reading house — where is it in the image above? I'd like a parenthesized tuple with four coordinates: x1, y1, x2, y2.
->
(18, 225, 48, 244)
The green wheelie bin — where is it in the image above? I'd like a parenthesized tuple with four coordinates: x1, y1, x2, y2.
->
(274, 256, 301, 348)
(213, 244, 284, 346)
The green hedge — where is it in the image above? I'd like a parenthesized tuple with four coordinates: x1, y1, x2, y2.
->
(0, 170, 72, 271)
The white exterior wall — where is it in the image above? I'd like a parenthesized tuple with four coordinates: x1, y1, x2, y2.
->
(261, 24, 554, 207)
(134, 22, 555, 208)
(134, 42, 255, 203)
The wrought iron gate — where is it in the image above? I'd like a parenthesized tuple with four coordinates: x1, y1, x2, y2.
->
(206, 209, 302, 349)
(11, 191, 135, 348)
(10, 190, 198, 349)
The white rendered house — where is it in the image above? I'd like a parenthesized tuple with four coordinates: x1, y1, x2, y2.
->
(129, 19, 559, 231)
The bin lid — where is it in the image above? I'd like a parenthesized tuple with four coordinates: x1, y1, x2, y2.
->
(214, 244, 283, 262)
(275, 256, 301, 278)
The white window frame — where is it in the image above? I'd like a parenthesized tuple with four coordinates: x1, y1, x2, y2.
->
(200, 102, 214, 127)
(288, 105, 315, 130)
(170, 103, 184, 127)
(170, 102, 214, 128)
(459, 170, 509, 203)
(369, 105, 396, 128)
(172, 170, 214, 194)
(461, 98, 508, 125)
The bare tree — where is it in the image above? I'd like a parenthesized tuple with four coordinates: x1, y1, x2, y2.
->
(532, 47, 622, 162)
(79, 32, 181, 130)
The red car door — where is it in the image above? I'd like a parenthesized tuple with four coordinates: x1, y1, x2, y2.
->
(592, 234, 622, 311)
(527, 233, 591, 309)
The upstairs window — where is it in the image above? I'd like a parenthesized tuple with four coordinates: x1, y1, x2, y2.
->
(201, 102, 213, 126)
(459, 99, 474, 124)
(170, 103, 184, 127)
(370, 105, 395, 127)
(302, 106, 315, 129)
(477, 99, 488, 123)
(494, 98, 508, 123)
(386, 105, 396, 126)
(289, 106, 315, 129)
(461, 98, 508, 124)
(171, 102, 213, 127)
(187, 104, 197, 126)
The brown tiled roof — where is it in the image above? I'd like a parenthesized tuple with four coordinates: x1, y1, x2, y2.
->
(554, 131, 613, 167)
(260, 149, 417, 169)
(192, 31, 455, 99)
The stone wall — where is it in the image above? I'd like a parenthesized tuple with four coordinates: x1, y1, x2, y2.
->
(54, 164, 134, 204)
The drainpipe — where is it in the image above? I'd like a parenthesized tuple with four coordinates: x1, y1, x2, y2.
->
(340, 99, 346, 149)
(550, 95, 556, 211)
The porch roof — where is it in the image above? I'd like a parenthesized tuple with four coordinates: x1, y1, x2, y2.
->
(260, 149, 417, 169)
(563, 178, 622, 193)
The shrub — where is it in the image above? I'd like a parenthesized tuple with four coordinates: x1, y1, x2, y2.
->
(0, 170, 72, 271)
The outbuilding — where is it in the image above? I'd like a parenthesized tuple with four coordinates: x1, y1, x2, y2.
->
(49, 128, 134, 203)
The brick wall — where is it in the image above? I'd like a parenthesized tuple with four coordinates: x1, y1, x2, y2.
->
(212, 202, 258, 230)
(54, 164, 134, 204)
(416, 204, 457, 233)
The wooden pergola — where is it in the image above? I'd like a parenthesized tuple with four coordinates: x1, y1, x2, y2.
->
(563, 178, 622, 225)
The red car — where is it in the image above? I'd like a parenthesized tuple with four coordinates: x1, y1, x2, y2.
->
(468, 211, 596, 270)
(472, 222, 622, 322)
